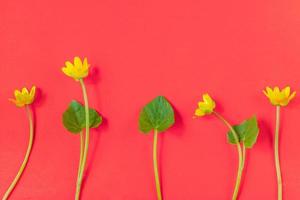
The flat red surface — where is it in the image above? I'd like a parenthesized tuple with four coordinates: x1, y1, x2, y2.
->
(1, 0, 300, 199)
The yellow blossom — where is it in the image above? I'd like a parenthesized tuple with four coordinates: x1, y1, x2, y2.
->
(9, 86, 36, 107)
(195, 93, 216, 117)
(263, 86, 296, 106)
(62, 57, 90, 80)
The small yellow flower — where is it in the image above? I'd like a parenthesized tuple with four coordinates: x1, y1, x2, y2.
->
(9, 86, 36, 107)
(62, 57, 90, 80)
(195, 93, 216, 117)
(263, 86, 296, 106)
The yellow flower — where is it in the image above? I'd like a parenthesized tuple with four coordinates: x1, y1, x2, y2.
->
(9, 86, 36, 107)
(62, 57, 90, 80)
(195, 93, 216, 117)
(263, 86, 296, 106)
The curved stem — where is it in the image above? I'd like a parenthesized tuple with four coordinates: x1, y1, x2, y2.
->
(153, 129, 162, 200)
(213, 112, 243, 200)
(275, 106, 282, 200)
(3, 106, 34, 200)
(75, 131, 84, 199)
(75, 79, 90, 200)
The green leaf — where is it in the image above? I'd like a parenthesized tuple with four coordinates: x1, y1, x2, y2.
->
(227, 116, 259, 148)
(62, 100, 102, 134)
(139, 96, 175, 134)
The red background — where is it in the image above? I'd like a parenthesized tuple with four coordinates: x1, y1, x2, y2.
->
(1, 0, 300, 199)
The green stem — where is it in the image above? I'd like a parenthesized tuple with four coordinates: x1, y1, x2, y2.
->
(75, 79, 90, 200)
(153, 129, 162, 200)
(242, 144, 246, 170)
(78, 131, 84, 177)
(2, 106, 34, 200)
(213, 112, 243, 200)
(75, 131, 84, 199)
(275, 106, 282, 200)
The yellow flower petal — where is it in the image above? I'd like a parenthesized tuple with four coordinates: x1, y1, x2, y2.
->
(65, 61, 73, 68)
(74, 57, 82, 68)
(263, 87, 272, 98)
(203, 94, 210, 102)
(14, 90, 21, 99)
(263, 90, 268, 97)
(22, 88, 29, 95)
(284, 86, 290, 96)
(195, 108, 205, 117)
(274, 87, 280, 94)
(30, 86, 36, 99)
(9, 98, 24, 107)
(83, 57, 89, 69)
(62, 67, 71, 76)
(289, 91, 296, 101)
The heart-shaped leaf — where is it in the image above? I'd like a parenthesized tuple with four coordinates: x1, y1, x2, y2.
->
(139, 96, 175, 134)
(227, 116, 259, 148)
(62, 100, 102, 133)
